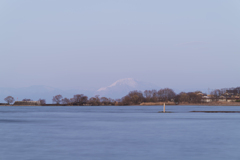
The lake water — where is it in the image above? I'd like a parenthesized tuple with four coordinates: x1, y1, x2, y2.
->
(0, 105, 240, 160)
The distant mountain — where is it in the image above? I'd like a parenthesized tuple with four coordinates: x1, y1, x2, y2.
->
(0, 85, 94, 103)
(95, 78, 159, 99)
(0, 79, 161, 103)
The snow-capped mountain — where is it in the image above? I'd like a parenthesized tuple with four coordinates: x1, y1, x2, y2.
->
(0, 79, 160, 103)
(96, 78, 159, 98)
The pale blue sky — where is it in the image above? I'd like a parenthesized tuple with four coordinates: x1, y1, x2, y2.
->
(0, 0, 240, 91)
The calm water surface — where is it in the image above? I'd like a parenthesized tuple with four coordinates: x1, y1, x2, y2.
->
(0, 105, 240, 160)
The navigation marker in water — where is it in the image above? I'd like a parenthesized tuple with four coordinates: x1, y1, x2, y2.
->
(163, 103, 165, 113)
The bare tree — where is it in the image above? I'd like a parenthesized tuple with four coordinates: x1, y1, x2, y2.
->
(38, 99, 46, 105)
(235, 87, 240, 95)
(121, 95, 131, 105)
(210, 89, 221, 101)
(88, 95, 101, 106)
(187, 92, 202, 103)
(81, 96, 88, 104)
(158, 88, 176, 102)
(143, 89, 158, 102)
(52, 95, 63, 104)
(108, 98, 116, 105)
(100, 97, 111, 105)
(226, 87, 240, 96)
(220, 88, 227, 96)
(4, 96, 15, 104)
(73, 94, 83, 103)
(62, 98, 70, 104)
(70, 98, 75, 104)
(151, 90, 158, 102)
(73, 94, 88, 105)
(124, 90, 144, 105)
(178, 92, 189, 102)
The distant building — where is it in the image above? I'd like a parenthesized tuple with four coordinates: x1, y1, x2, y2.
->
(196, 92, 206, 96)
(227, 98, 238, 102)
(13, 101, 41, 106)
(218, 98, 227, 102)
(201, 96, 211, 102)
(201, 96, 239, 103)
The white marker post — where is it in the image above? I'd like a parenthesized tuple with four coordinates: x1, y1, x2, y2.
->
(163, 103, 165, 113)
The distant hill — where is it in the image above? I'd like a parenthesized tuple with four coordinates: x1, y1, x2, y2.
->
(95, 78, 160, 99)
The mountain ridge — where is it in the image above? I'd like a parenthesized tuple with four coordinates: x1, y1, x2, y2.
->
(96, 78, 160, 98)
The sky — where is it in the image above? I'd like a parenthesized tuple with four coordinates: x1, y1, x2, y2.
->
(0, 0, 240, 91)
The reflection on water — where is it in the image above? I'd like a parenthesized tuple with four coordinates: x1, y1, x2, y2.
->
(0, 105, 240, 160)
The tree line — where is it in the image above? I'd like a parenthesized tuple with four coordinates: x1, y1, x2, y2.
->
(3, 86, 240, 105)
(210, 87, 240, 99)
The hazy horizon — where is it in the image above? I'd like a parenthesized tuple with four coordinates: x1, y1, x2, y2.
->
(1, 0, 239, 92)
(2, 77, 237, 103)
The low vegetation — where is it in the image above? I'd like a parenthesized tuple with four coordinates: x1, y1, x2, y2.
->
(2, 87, 240, 106)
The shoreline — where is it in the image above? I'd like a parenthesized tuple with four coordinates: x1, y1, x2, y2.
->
(178, 102, 240, 106)
(1, 102, 240, 107)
